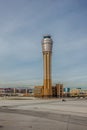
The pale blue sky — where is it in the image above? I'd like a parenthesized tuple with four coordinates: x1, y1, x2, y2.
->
(0, 0, 87, 88)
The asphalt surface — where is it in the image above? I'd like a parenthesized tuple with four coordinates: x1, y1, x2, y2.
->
(0, 97, 87, 130)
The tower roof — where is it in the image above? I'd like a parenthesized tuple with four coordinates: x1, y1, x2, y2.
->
(43, 35, 51, 39)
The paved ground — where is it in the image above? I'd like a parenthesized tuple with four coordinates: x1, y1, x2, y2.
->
(0, 97, 87, 130)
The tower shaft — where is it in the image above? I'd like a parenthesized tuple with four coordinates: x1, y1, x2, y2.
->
(43, 52, 52, 96)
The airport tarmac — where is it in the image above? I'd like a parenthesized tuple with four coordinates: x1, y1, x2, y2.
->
(0, 97, 87, 130)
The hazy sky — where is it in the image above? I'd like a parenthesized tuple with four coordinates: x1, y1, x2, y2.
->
(0, 0, 87, 88)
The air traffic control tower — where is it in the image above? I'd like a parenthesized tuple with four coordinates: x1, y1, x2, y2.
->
(42, 35, 53, 97)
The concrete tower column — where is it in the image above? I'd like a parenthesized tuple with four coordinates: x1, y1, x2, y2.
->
(42, 35, 53, 97)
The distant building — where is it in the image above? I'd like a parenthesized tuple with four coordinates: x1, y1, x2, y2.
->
(70, 88, 87, 97)
(70, 88, 81, 97)
(52, 84, 63, 97)
(0, 87, 34, 97)
(0, 88, 5, 96)
(63, 88, 70, 97)
(55, 84, 63, 97)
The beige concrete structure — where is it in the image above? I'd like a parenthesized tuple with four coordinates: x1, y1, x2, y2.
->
(52, 84, 63, 97)
(70, 88, 81, 97)
(70, 88, 87, 97)
(56, 84, 63, 97)
(42, 35, 53, 97)
(34, 86, 43, 97)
